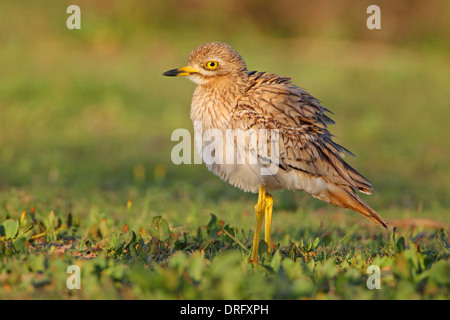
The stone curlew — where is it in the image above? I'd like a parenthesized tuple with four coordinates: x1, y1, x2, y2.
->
(163, 42, 387, 261)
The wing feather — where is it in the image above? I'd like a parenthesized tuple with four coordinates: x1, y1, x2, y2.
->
(231, 72, 372, 194)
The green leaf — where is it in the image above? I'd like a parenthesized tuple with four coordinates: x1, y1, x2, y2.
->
(222, 224, 235, 244)
(438, 228, 449, 252)
(288, 243, 300, 260)
(270, 251, 282, 272)
(151, 216, 171, 241)
(125, 231, 137, 249)
(13, 237, 26, 252)
(206, 213, 219, 239)
(258, 239, 268, 257)
(321, 235, 332, 247)
(46, 210, 57, 230)
(98, 218, 109, 238)
(312, 237, 320, 250)
(109, 232, 117, 248)
(396, 237, 406, 252)
(3, 219, 19, 240)
(188, 252, 205, 282)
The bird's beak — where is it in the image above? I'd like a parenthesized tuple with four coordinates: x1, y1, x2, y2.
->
(163, 66, 199, 77)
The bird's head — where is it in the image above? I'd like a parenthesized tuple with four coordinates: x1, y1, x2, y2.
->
(163, 42, 248, 85)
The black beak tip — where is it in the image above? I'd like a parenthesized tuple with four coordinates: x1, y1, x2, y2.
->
(163, 69, 179, 77)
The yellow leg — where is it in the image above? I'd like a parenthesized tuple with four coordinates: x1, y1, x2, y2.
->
(264, 194, 273, 253)
(250, 185, 265, 262)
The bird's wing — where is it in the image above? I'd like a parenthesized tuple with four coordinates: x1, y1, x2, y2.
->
(231, 72, 373, 194)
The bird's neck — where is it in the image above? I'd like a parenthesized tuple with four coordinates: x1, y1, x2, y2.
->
(190, 76, 248, 131)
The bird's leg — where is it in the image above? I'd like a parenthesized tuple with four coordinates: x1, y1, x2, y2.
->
(250, 184, 266, 262)
(264, 193, 274, 253)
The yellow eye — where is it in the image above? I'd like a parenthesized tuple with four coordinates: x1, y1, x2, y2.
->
(205, 61, 219, 70)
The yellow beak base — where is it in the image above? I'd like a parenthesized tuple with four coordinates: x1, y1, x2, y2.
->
(163, 66, 199, 77)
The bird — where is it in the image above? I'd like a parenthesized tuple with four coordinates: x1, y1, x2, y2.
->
(163, 41, 388, 262)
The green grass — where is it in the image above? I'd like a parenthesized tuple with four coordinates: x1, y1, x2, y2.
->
(0, 1, 449, 299)
(1, 209, 449, 299)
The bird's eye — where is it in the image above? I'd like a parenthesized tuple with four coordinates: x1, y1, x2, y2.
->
(205, 61, 219, 70)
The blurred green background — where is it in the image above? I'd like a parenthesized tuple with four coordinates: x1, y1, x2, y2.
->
(0, 0, 449, 229)
(0, 0, 449, 300)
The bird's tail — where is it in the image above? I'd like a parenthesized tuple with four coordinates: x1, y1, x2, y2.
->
(327, 184, 388, 229)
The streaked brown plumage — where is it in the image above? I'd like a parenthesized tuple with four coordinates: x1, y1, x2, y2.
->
(163, 42, 387, 261)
